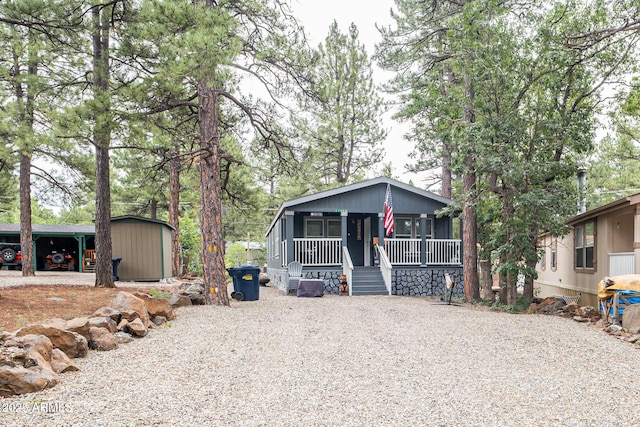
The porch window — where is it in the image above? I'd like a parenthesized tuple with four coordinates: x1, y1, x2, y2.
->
(327, 219, 341, 238)
(575, 221, 595, 270)
(305, 219, 323, 238)
(395, 218, 412, 238)
(415, 218, 433, 239)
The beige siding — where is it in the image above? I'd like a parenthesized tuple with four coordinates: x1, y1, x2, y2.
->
(535, 206, 639, 307)
(161, 225, 172, 278)
(112, 220, 170, 281)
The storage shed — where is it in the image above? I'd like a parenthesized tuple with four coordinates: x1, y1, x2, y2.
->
(111, 216, 174, 281)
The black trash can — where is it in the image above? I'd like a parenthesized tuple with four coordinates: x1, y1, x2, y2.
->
(112, 258, 122, 281)
(226, 265, 260, 301)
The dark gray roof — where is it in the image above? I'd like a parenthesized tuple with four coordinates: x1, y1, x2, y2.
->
(0, 223, 95, 235)
(267, 176, 453, 235)
(111, 215, 175, 230)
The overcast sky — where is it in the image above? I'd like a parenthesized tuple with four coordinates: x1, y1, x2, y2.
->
(290, 1, 426, 186)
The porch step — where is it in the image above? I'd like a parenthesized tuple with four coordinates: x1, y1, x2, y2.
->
(351, 267, 388, 296)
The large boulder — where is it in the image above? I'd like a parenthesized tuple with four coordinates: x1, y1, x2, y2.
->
(110, 291, 150, 326)
(622, 304, 640, 333)
(16, 324, 88, 359)
(135, 293, 176, 320)
(0, 334, 59, 397)
(88, 327, 118, 351)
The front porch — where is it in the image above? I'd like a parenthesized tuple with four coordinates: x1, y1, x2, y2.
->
(284, 237, 462, 267)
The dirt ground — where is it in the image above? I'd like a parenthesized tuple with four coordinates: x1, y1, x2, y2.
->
(0, 271, 167, 333)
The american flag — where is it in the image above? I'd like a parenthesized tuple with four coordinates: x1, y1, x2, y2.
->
(384, 184, 394, 236)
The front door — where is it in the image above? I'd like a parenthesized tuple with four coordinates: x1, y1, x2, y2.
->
(364, 216, 371, 266)
(347, 215, 364, 266)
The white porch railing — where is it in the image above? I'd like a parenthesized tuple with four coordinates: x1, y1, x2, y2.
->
(384, 238, 462, 265)
(377, 245, 392, 295)
(343, 246, 353, 296)
(609, 252, 634, 276)
(294, 238, 342, 266)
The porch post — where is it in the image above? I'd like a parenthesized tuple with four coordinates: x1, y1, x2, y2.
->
(341, 211, 348, 250)
(378, 212, 385, 246)
(420, 214, 427, 265)
(285, 210, 294, 265)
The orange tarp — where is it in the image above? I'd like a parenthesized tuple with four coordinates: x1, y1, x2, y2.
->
(597, 274, 640, 300)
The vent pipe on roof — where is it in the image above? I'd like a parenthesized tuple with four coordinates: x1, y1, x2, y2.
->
(577, 168, 587, 214)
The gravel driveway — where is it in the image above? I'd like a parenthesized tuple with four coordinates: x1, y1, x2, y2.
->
(2, 284, 639, 426)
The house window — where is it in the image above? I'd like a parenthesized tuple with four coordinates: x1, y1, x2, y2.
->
(540, 246, 546, 271)
(305, 219, 323, 238)
(327, 219, 341, 238)
(415, 218, 433, 239)
(551, 238, 557, 271)
(575, 221, 595, 270)
(395, 218, 412, 238)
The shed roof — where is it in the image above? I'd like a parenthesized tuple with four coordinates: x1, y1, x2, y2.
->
(267, 176, 453, 235)
(0, 223, 95, 235)
(111, 215, 175, 230)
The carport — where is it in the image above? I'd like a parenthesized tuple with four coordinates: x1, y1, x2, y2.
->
(0, 224, 95, 272)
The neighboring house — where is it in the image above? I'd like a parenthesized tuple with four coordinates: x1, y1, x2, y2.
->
(265, 177, 463, 296)
(536, 193, 640, 307)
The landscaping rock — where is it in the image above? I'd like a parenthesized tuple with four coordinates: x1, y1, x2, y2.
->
(135, 293, 176, 320)
(16, 324, 88, 359)
(89, 316, 117, 333)
(152, 316, 167, 326)
(532, 297, 565, 314)
(167, 293, 192, 308)
(622, 304, 640, 333)
(50, 348, 80, 373)
(126, 318, 148, 337)
(65, 317, 91, 340)
(0, 334, 59, 397)
(91, 306, 122, 324)
(88, 327, 118, 351)
(188, 293, 206, 305)
(117, 318, 129, 332)
(114, 331, 134, 344)
(110, 291, 151, 327)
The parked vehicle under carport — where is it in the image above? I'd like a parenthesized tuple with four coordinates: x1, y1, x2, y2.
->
(0, 242, 22, 270)
(45, 250, 75, 271)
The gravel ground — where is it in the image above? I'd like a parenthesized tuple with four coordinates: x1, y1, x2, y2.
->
(2, 284, 639, 427)
(0, 270, 167, 289)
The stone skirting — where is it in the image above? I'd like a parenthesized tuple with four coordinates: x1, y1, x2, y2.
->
(270, 266, 463, 297)
(392, 267, 464, 297)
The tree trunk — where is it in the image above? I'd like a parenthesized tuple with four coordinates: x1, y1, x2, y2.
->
(169, 149, 181, 277)
(13, 35, 36, 277)
(462, 166, 480, 302)
(461, 67, 480, 302)
(198, 80, 228, 306)
(480, 259, 493, 301)
(19, 153, 34, 276)
(93, 5, 114, 288)
(150, 199, 157, 219)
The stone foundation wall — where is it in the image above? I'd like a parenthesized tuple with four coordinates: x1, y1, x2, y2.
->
(392, 267, 464, 297)
(300, 270, 341, 295)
